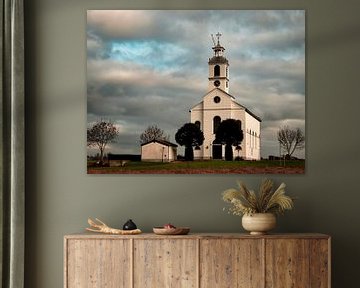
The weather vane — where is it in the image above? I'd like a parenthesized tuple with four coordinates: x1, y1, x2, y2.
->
(211, 32, 222, 46)
(215, 32, 222, 44)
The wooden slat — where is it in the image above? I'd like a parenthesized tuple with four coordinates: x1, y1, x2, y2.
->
(64, 233, 330, 240)
(200, 239, 263, 288)
(310, 239, 330, 288)
(265, 239, 310, 288)
(64, 238, 68, 288)
(133, 239, 197, 288)
(196, 238, 200, 288)
(66, 239, 131, 288)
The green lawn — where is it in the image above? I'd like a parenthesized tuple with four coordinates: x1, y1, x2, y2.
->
(88, 159, 305, 174)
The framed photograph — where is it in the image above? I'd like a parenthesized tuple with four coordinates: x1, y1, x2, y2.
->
(87, 10, 305, 174)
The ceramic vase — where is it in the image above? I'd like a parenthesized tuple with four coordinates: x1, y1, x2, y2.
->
(123, 219, 137, 230)
(242, 213, 276, 235)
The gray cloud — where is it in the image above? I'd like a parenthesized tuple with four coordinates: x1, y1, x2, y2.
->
(87, 10, 305, 158)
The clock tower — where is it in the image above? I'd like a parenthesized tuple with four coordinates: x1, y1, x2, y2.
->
(208, 32, 229, 93)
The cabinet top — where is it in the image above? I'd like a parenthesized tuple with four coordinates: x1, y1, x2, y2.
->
(64, 232, 330, 240)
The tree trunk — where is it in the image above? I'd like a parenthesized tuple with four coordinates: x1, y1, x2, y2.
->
(185, 146, 194, 161)
(225, 144, 233, 161)
(99, 148, 104, 164)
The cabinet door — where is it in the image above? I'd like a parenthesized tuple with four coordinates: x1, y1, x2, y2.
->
(200, 239, 264, 288)
(133, 239, 198, 288)
(65, 239, 131, 288)
(266, 239, 310, 288)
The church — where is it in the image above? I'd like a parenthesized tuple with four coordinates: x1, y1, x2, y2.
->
(190, 33, 261, 160)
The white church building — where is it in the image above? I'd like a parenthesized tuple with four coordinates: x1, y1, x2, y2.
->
(190, 34, 261, 160)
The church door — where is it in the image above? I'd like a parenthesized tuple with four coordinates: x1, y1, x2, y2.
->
(212, 144, 222, 159)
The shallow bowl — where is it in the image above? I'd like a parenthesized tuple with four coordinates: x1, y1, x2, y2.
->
(153, 227, 190, 235)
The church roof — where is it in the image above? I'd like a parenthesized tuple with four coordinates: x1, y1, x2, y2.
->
(189, 88, 262, 122)
(232, 101, 262, 122)
(208, 56, 229, 64)
(141, 139, 178, 147)
(189, 88, 228, 111)
(212, 87, 235, 99)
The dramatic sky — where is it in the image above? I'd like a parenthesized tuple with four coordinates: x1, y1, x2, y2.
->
(87, 10, 305, 158)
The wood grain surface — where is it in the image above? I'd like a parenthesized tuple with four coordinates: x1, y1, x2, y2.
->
(65, 239, 131, 288)
(265, 239, 310, 287)
(200, 238, 264, 288)
(64, 233, 330, 288)
(133, 239, 197, 288)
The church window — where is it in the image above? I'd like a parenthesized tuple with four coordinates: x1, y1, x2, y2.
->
(195, 121, 201, 129)
(213, 96, 221, 103)
(214, 65, 220, 77)
(213, 116, 221, 134)
(226, 81, 228, 88)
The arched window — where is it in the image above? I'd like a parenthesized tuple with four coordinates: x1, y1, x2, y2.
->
(213, 116, 221, 134)
(195, 121, 201, 129)
(214, 65, 220, 77)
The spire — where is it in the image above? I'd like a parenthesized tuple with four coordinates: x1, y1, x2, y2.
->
(208, 33, 230, 93)
(209, 33, 228, 64)
(211, 32, 225, 57)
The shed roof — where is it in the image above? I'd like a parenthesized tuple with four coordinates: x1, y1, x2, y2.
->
(141, 139, 178, 147)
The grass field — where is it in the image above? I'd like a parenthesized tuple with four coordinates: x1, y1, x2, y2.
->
(87, 160, 305, 174)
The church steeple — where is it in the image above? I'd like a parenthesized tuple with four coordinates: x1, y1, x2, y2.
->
(208, 33, 229, 93)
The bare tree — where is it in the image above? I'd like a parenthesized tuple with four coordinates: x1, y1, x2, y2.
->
(87, 121, 119, 164)
(140, 125, 169, 144)
(277, 126, 305, 158)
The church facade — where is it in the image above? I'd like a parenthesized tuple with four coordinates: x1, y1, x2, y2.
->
(190, 34, 261, 160)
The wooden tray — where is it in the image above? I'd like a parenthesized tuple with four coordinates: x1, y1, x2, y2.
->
(153, 227, 190, 235)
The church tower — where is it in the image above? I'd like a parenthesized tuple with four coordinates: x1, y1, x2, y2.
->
(208, 33, 229, 93)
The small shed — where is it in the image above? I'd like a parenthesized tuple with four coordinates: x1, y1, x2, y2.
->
(141, 139, 178, 162)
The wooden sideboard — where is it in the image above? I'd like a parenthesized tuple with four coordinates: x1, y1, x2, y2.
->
(64, 233, 330, 288)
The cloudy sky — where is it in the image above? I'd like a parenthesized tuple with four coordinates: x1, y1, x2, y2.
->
(87, 10, 305, 158)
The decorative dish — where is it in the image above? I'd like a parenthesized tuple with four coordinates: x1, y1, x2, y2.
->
(153, 227, 190, 235)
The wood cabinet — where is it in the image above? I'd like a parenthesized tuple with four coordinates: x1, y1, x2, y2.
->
(64, 233, 330, 288)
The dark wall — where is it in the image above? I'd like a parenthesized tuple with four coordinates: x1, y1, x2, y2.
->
(25, 0, 360, 287)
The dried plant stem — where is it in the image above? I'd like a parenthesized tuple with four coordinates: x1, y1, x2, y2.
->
(222, 179, 294, 216)
(86, 218, 142, 235)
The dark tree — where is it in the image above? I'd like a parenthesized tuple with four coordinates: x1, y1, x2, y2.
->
(215, 119, 243, 161)
(175, 123, 204, 161)
(277, 126, 305, 158)
(140, 125, 169, 144)
(87, 121, 119, 164)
